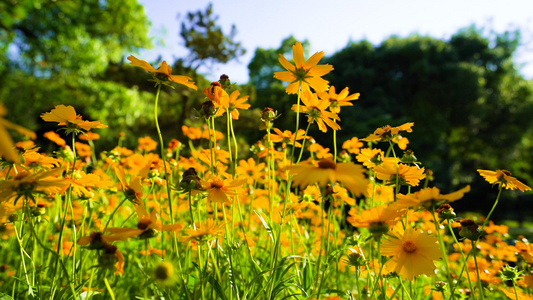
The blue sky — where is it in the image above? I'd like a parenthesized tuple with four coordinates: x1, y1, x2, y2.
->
(138, 0, 533, 84)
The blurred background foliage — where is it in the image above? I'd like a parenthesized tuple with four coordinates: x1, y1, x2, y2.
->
(1, 1, 532, 218)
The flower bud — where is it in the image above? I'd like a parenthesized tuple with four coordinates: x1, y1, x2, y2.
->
(459, 219, 482, 241)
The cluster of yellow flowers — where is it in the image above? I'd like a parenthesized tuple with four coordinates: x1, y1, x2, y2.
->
(0, 43, 531, 300)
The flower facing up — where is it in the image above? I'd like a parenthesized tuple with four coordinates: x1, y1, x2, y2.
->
(477, 169, 531, 192)
(361, 123, 414, 143)
(317, 86, 360, 113)
(273, 41, 333, 94)
(291, 91, 340, 133)
(41, 105, 107, 134)
(127, 55, 197, 89)
(381, 227, 442, 280)
(287, 158, 369, 197)
(201, 175, 246, 203)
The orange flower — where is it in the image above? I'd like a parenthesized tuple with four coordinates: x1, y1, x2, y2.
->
(273, 41, 333, 94)
(342, 137, 364, 154)
(270, 128, 306, 148)
(44, 131, 66, 146)
(41, 105, 107, 132)
(127, 55, 197, 89)
(356, 148, 396, 168)
(235, 157, 266, 185)
(361, 123, 414, 142)
(287, 158, 368, 197)
(317, 86, 360, 113)
(138, 136, 157, 152)
(477, 169, 531, 192)
(215, 90, 250, 120)
(79, 131, 100, 141)
(201, 175, 246, 203)
(75, 142, 92, 158)
(291, 91, 340, 132)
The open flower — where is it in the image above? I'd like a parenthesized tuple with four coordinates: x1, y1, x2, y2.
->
(214, 90, 251, 120)
(317, 86, 360, 113)
(201, 175, 246, 203)
(273, 41, 333, 94)
(287, 158, 368, 197)
(291, 91, 340, 133)
(127, 55, 197, 89)
(361, 123, 414, 142)
(381, 227, 442, 280)
(270, 128, 306, 148)
(373, 162, 425, 187)
(395, 185, 471, 209)
(0, 167, 69, 202)
(41, 105, 107, 133)
(181, 219, 225, 243)
(347, 204, 406, 234)
(105, 205, 183, 241)
(477, 169, 531, 192)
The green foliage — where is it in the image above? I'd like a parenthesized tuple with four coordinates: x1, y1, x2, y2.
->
(0, 0, 151, 77)
(180, 3, 246, 70)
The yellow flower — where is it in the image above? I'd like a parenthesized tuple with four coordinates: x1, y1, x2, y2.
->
(181, 219, 225, 243)
(201, 175, 246, 203)
(0, 168, 69, 202)
(273, 41, 333, 94)
(342, 137, 364, 154)
(395, 185, 471, 208)
(113, 165, 143, 204)
(286, 158, 368, 197)
(41, 105, 107, 132)
(0, 104, 36, 163)
(477, 169, 531, 192)
(347, 204, 405, 229)
(127, 55, 197, 89)
(105, 205, 183, 241)
(235, 157, 266, 185)
(270, 128, 306, 148)
(373, 162, 425, 187)
(361, 123, 414, 142)
(291, 91, 340, 133)
(381, 227, 442, 280)
(356, 148, 397, 168)
(215, 90, 250, 120)
(317, 86, 360, 113)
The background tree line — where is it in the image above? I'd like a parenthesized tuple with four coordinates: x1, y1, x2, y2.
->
(1, 1, 532, 219)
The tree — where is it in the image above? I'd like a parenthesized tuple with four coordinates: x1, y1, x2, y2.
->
(180, 3, 245, 70)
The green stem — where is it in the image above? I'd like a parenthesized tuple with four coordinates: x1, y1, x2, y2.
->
(447, 221, 476, 300)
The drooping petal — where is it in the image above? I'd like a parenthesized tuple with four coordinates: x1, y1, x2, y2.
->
(127, 55, 157, 73)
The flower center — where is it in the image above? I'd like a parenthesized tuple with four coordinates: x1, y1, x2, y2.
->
(402, 240, 417, 253)
(137, 219, 152, 230)
(318, 159, 336, 169)
(210, 180, 224, 189)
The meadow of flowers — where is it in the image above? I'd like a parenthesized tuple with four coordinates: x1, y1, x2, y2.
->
(1, 41, 533, 300)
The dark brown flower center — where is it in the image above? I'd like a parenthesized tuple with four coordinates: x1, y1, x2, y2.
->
(210, 180, 224, 189)
(402, 240, 417, 253)
(318, 159, 336, 169)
